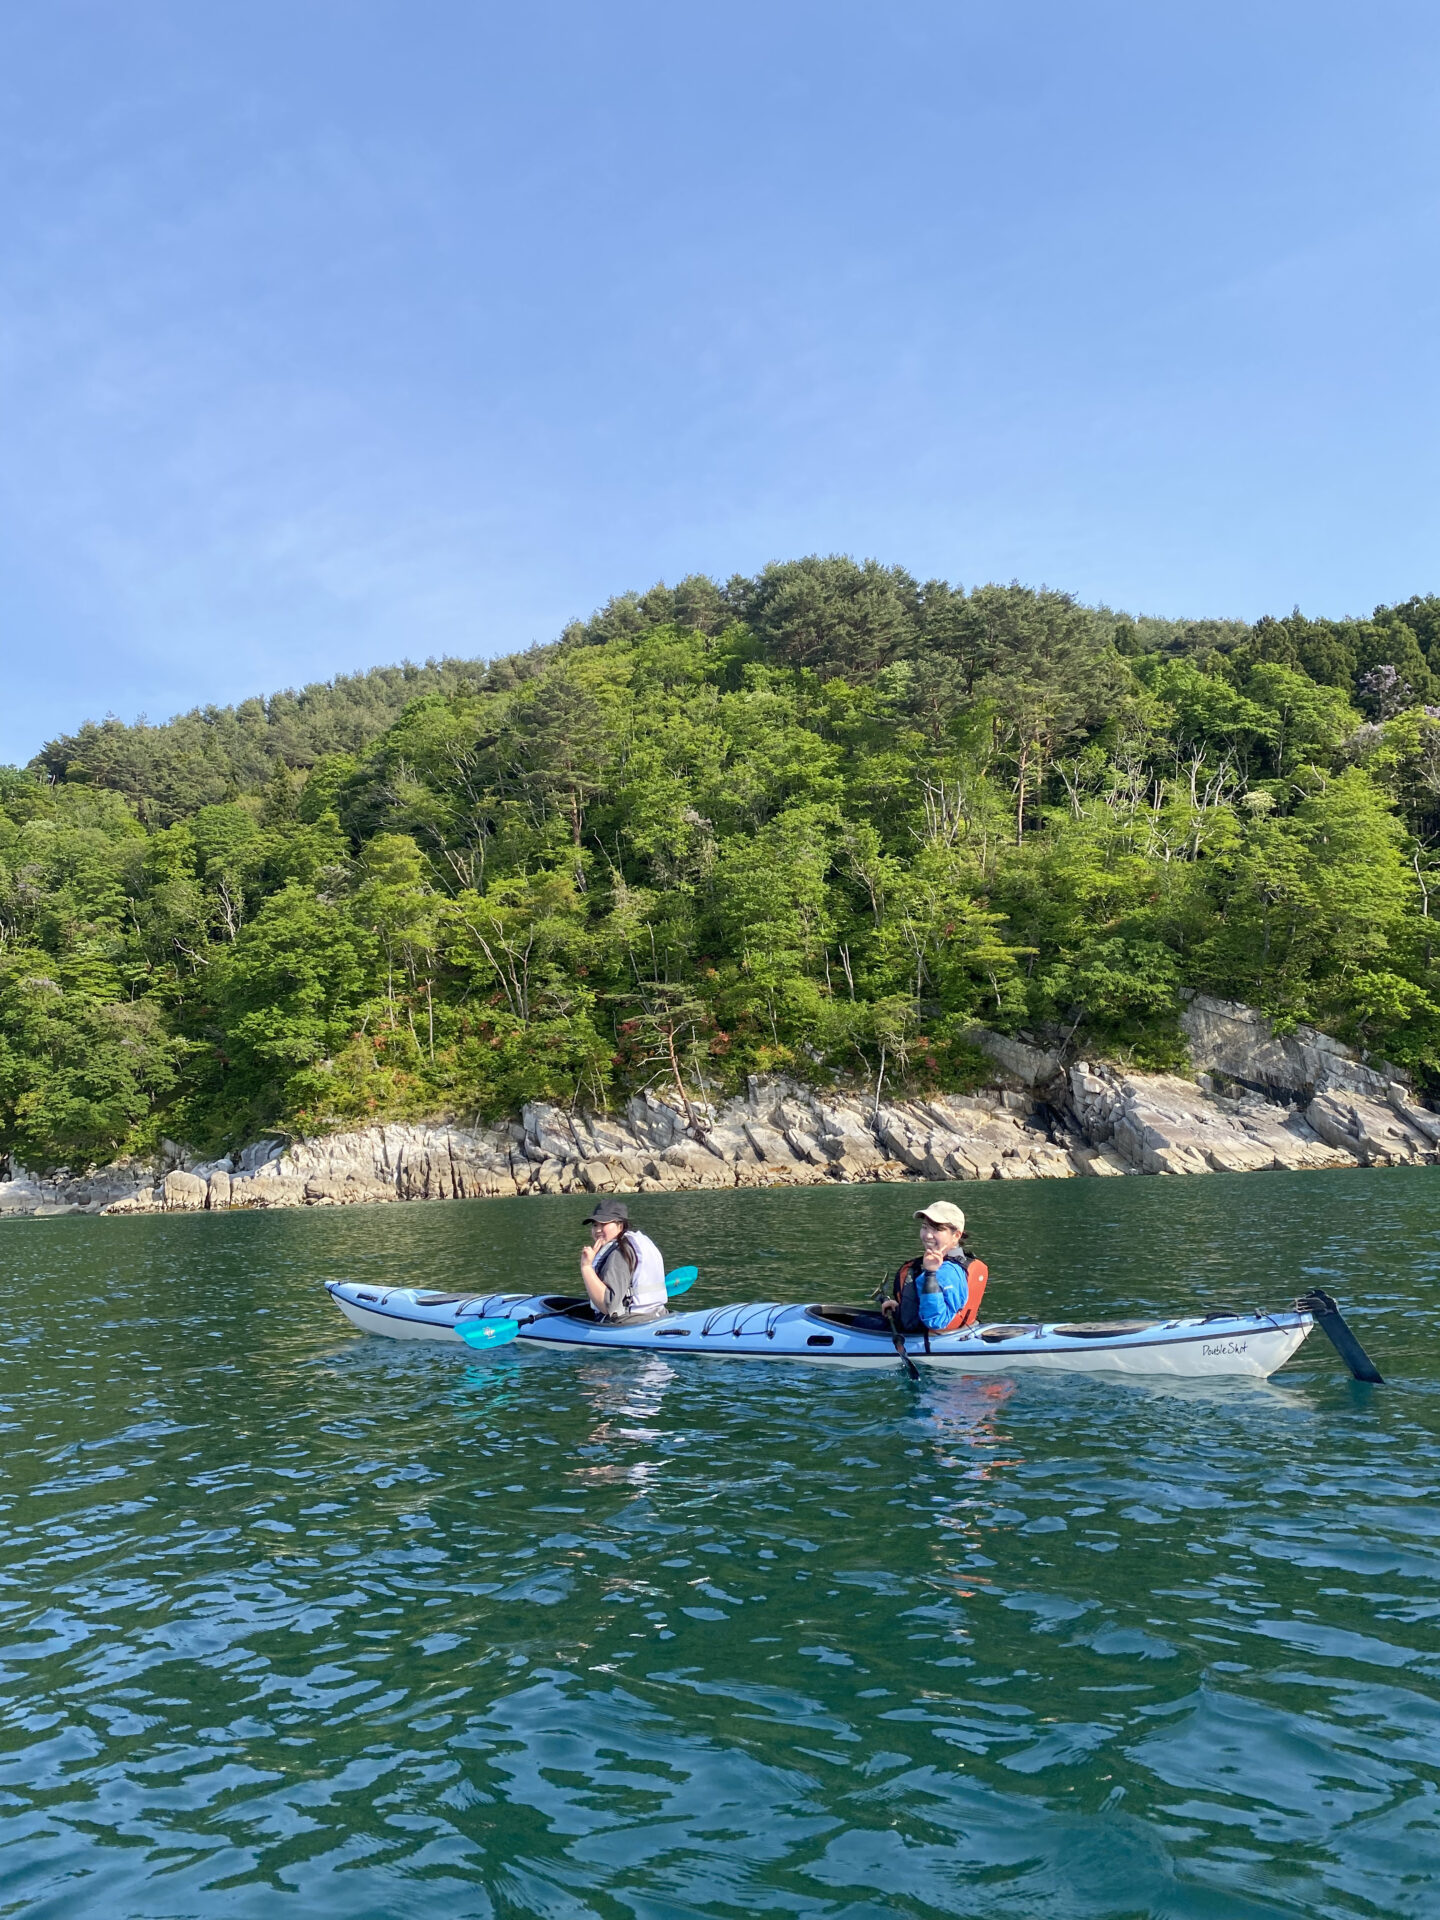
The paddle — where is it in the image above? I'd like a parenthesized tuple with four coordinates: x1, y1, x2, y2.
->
(457, 1272, 695, 1348)
(874, 1263, 921, 1380)
(456, 1317, 520, 1351)
(889, 1328, 921, 1381)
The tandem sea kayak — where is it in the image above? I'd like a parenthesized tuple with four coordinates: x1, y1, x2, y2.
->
(323, 1281, 1320, 1379)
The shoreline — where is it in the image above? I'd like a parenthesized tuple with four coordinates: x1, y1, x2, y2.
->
(2, 998, 1437, 1221)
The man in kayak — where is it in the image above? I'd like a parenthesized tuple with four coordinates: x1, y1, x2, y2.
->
(881, 1201, 976, 1336)
(580, 1199, 669, 1321)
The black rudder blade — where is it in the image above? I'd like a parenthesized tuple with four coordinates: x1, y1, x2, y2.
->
(1296, 1289, 1384, 1385)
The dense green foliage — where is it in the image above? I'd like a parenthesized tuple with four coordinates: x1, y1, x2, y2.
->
(6, 560, 1440, 1172)
(32, 657, 497, 827)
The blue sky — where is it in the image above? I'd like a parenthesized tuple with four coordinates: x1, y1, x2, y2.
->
(1, 1, 1437, 763)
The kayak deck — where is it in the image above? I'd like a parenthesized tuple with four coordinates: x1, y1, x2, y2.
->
(325, 1282, 1314, 1378)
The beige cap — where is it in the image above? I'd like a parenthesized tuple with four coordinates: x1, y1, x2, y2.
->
(914, 1201, 966, 1232)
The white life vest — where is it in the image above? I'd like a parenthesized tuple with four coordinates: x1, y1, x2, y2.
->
(595, 1229, 667, 1317)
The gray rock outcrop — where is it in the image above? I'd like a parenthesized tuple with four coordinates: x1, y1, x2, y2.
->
(963, 1029, 1064, 1088)
(96, 1078, 1091, 1216)
(0, 998, 1432, 1223)
(1303, 1087, 1439, 1166)
(96, 1036, 1437, 1219)
(1065, 1063, 1361, 1175)
(0, 1157, 159, 1219)
(1180, 994, 1407, 1102)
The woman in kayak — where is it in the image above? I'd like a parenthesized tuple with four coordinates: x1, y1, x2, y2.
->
(580, 1199, 669, 1321)
(881, 1200, 978, 1335)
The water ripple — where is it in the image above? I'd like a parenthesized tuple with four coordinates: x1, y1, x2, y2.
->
(0, 1171, 1437, 1915)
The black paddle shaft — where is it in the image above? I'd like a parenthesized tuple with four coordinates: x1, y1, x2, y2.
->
(1296, 1289, 1384, 1384)
(876, 1267, 921, 1379)
(881, 1309, 921, 1381)
(893, 1336, 921, 1382)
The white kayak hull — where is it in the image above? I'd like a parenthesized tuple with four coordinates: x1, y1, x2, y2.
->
(325, 1283, 1314, 1379)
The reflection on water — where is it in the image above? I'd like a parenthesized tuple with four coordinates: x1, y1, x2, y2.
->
(922, 1373, 1017, 1469)
(573, 1358, 680, 1493)
(0, 1167, 1437, 1917)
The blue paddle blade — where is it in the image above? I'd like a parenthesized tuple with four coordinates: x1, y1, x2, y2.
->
(665, 1265, 699, 1297)
(457, 1317, 520, 1350)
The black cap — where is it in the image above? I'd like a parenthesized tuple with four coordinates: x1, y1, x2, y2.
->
(583, 1198, 630, 1225)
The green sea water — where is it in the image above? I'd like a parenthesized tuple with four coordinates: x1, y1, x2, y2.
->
(1, 1169, 1437, 1919)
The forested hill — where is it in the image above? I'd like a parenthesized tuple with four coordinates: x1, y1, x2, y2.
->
(5, 557, 1440, 1175)
(31, 656, 497, 826)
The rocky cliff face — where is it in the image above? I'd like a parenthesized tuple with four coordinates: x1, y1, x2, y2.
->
(0, 1157, 161, 1220)
(0, 996, 1433, 1220)
(1178, 994, 1407, 1104)
(94, 1079, 1079, 1216)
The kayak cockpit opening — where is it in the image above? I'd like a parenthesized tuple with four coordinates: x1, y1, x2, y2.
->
(1051, 1322, 1153, 1339)
(808, 1305, 891, 1333)
(536, 1294, 670, 1326)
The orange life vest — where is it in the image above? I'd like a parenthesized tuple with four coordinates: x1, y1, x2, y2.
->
(894, 1255, 989, 1332)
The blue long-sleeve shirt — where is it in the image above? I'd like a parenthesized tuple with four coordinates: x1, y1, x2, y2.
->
(914, 1256, 970, 1330)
